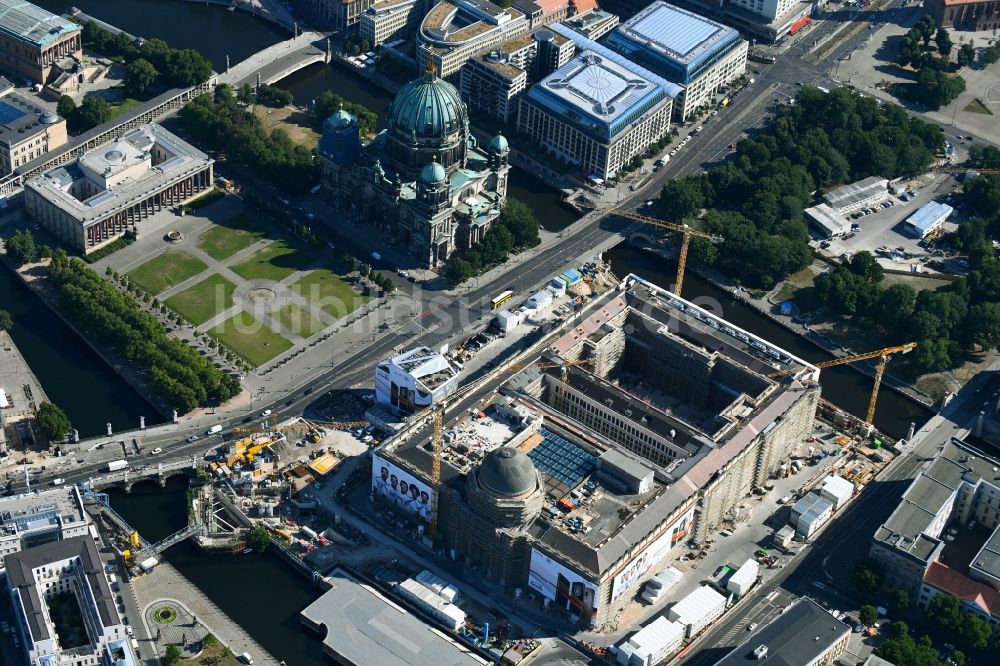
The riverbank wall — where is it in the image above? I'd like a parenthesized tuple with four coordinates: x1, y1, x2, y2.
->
(171, 0, 297, 32)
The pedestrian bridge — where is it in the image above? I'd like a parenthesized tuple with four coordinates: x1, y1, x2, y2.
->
(83, 487, 205, 561)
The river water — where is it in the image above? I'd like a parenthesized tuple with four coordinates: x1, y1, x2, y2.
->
(10, 2, 931, 661)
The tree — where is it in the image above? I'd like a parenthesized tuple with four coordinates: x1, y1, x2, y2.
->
(936, 27, 953, 57)
(237, 83, 254, 104)
(0, 309, 11, 332)
(957, 42, 976, 68)
(852, 559, 883, 595)
(164, 644, 182, 665)
(5, 229, 38, 265)
(162, 48, 212, 86)
(56, 95, 76, 119)
(927, 593, 963, 631)
(952, 649, 966, 666)
(36, 401, 71, 441)
(658, 178, 705, 220)
(918, 15, 937, 47)
(249, 525, 272, 552)
(878, 284, 917, 331)
(965, 302, 1000, 349)
(124, 58, 158, 97)
(890, 588, 910, 614)
(498, 198, 540, 248)
(914, 69, 967, 109)
(70, 96, 113, 133)
(859, 604, 878, 627)
(959, 612, 992, 649)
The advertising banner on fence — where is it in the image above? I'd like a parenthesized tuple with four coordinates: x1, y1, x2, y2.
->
(371, 453, 433, 522)
(528, 548, 599, 626)
(611, 506, 694, 601)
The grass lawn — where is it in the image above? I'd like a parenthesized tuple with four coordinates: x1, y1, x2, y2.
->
(964, 98, 993, 115)
(274, 302, 326, 339)
(165, 273, 237, 325)
(230, 239, 313, 281)
(197, 213, 268, 261)
(210, 311, 292, 366)
(110, 97, 142, 119)
(127, 251, 208, 295)
(292, 269, 370, 318)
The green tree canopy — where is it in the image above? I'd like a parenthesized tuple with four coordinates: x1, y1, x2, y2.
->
(36, 401, 71, 441)
(936, 27, 953, 57)
(957, 42, 976, 67)
(852, 559, 883, 595)
(56, 95, 76, 119)
(859, 604, 878, 627)
(0, 309, 12, 332)
(124, 58, 158, 97)
(5, 229, 38, 266)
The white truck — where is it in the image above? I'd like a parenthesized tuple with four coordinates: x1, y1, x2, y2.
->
(207, 425, 223, 435)
(106, 460, 128, 472)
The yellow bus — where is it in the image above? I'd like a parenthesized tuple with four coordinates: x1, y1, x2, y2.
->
(490, 290, 513, 310)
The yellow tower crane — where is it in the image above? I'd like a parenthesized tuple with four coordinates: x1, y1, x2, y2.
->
(771, 343, 917, 424)
(570, 200, 724, 296)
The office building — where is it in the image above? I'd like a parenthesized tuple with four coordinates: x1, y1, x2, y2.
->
(928, 0, 1000, 31)
(711, 597, 850, 666)
(870, 438, 1000, 599)
(0, 77, 66, 175)
(729, 0, 800, 22)
(517, 39, 678, 179)
(371, 274, 820, 626)
(0, 487, 89, 560)
(361, 0, 427, 47)
(318, 68, 511, 268)
(905, 201, 953, 238)
(0, 0, 82, 85)
(804, 204, 850, 239)
(375, 346, 460, 415)
(604, 2, 748, 121)
(308, 0, 375, 31)
(25, 124, 214, 254)
(458, 28, 574, 122)
(5, 536, 137, 666)
(417, 0, 530, 78)
(561, 7, 619, 39)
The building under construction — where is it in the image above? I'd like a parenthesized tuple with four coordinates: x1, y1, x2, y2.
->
(371, 274, 820, 627)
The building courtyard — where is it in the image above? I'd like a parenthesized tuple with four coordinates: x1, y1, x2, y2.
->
(98, 194, 371, 368)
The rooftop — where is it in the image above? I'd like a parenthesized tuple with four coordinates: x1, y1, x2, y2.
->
(712, 597, 850, 666)
(0, 486, 86, 540)
(0, 89, 60, 148)
(804, 204, 849, 237)
(906, 201, 954, 233)
(26, 123, 211, 225)
(823, 176, 888, 212)
(0, 0, 80, 49)
(300, 568, 488, 666)
(5, 536, 117, 643)
(873, 438, 1000, 565)
(612, 1, 737, 66)
(924, 561, 1000, 617)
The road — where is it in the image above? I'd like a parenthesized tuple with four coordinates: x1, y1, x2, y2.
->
(679, 368, 1000, 664)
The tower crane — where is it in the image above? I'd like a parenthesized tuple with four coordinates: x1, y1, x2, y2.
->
(570, 200, 723, 296)
(771, 343, 917, 424)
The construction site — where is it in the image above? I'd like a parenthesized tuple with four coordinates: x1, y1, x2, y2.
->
(367, 273, 836, 628)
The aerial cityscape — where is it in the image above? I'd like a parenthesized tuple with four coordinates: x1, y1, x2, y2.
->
(0, 0, 998, 664)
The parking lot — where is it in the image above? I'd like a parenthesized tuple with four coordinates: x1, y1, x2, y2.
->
(817, 172, 963, 272)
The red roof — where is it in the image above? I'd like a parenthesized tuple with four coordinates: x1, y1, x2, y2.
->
(570, 0, 599, 12)
(923, 562, 1000, 617)
(537, 0, 570, 15)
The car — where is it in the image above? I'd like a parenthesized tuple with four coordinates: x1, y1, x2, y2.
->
(711, 110, 719, 116)
(186, 435, 199, 442)
(729, 143, 737, 150)
(645, 200, 654, 207)
(304, 387, 315, 395)
(150, 448, 163, 455)
(694, 125, 704, 133)
(851, 224, 861, 231)
(820, 241, 831, 249)
(747, 623, 758, 631)
(777, 495, 791, 504)
(854, 624, 864, 633)
(262, 409, 272, 417)
(362, 393, 375, 402)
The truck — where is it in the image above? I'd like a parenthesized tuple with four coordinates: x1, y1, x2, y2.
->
(139, 557, 158, 573)
(106, 460, 128, 472)
(207, 425, 223, 435)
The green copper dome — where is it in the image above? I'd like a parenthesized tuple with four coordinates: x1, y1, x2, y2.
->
(387, 71, 467, 139)
(327, 108, 354, 129)
(489, 132, 508, 152)
(419, 160, 447, 184)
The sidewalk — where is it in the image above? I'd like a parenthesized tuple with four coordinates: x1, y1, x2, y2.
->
(134, 560, 283, 665)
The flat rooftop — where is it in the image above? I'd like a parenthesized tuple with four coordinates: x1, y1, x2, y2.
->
(614, 1, 736, 66)
(534, 50, 665, 126)
(713, 597, 849, 666)
(26, 123, 211, 224)
(0, 90, 59, 148)
(386, 346, 458, 391)
(874, 438, 1000, 566)
(0, 486, 86, 540)
(0, 0, 80, 49)
(300, 568, 488, 666)
(823, 176, 888, 212)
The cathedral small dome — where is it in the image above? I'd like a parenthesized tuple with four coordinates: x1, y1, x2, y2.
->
(327, 108, 355, 129)
(489, 132, 508, 153)
(478, 447, 537, 498)
(419, 160, 447, 185)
